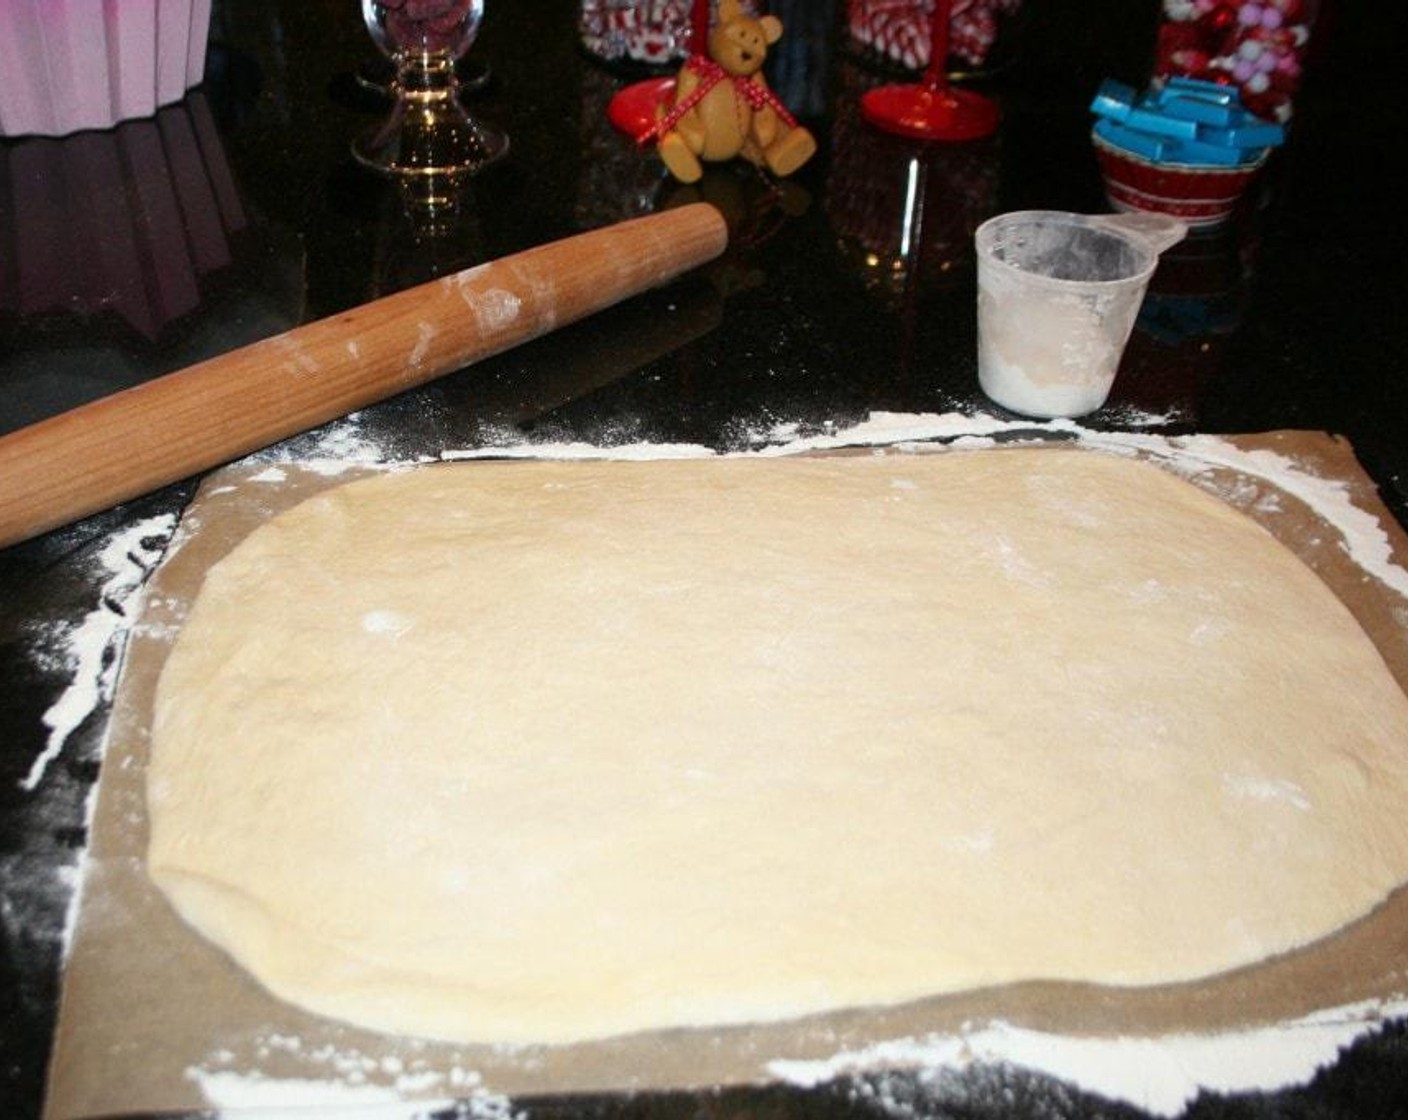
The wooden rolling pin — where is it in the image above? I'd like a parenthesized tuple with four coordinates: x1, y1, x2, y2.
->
(0, 203, 728, 550)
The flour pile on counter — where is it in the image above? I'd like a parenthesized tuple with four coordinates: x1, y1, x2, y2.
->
(771, 998, 1408, 1117)
(9, 515, 175, 979)
(19, 514, 175, 794)
(185, 1030, 516, 1120)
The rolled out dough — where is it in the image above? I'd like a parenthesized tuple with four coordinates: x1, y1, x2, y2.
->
(147, 449, 1408, 1045)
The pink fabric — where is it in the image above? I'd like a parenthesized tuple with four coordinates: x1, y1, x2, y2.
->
(0, 0, 211, 137)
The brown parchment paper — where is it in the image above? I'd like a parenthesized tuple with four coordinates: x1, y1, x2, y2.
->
(44, 431, 1408, 1119)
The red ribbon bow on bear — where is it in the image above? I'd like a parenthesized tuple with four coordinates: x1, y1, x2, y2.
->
(645, 54, 799, 146)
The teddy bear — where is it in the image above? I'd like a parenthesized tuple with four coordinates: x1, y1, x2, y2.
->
(654, 0, 816, 185)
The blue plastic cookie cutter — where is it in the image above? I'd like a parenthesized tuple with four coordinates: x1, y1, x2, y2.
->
(1090, 77, 1284, 166)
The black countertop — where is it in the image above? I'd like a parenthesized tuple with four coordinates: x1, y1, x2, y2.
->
(3, 1, 1407, 1116)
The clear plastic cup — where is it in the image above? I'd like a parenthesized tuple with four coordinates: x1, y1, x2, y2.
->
(975, 210, 1186, 419)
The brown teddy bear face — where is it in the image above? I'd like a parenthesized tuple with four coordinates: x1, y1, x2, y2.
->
(708, 13, 783, 78)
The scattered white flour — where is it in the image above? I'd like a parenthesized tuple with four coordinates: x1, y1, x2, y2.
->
(268, 333, 322, 378)
(442, 439, 714, 462)
(7, 513, 181, 1001)
(18, 414, 408, 793)
(54, 858, 89, 959)
(749, 410, 1037, 452)
(19, 513, 176, 792)
(443, 262, 492, 301)
(1102, 404, 1184, 429)
(362, 609, 416, 638)
(246, 411, 401, 470)
(1222, 774, 1312, 812)
(770, 998, 1408, 1118)
(187, 1035, 519, 1120)
(470, 288, 523, 334)
(187, 1070, 515, 1120)
(191, 1071, 404, 1111)
(409, 322, 436, 369)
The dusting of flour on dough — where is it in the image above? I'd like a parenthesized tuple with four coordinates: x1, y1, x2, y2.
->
(728, 413, 1408, 602)
(1074, 430, 1408, 600)
(1222, 774, 1312, 811)
(362, 609, 416, 638)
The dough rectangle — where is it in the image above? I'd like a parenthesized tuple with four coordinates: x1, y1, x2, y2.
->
(43, 434, 1408, 1120)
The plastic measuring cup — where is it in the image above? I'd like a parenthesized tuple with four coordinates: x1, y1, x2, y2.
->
(974, 210, 1187, 419)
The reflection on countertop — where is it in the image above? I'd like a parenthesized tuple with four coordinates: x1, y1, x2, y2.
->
(0, 93, 305, 436)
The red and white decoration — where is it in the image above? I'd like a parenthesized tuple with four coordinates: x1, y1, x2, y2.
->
(847, 0, 1023, 72)
(580, 0, 758, 67)
(1155, 0, 1318, 122)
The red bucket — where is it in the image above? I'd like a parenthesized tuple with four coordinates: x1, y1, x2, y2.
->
(1092, 128, 1269, 230)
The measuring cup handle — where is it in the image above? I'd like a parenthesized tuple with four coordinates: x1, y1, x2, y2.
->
(1089, 212, 1189, 256)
